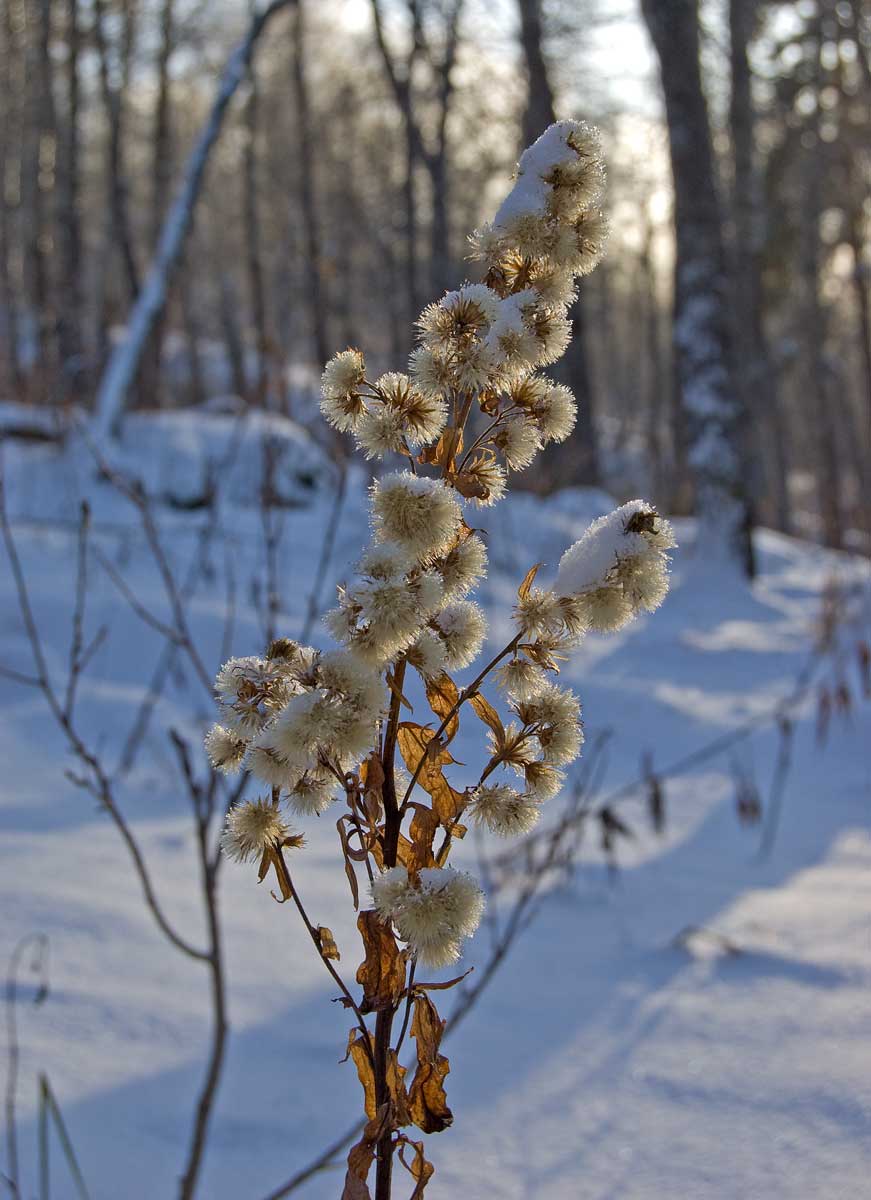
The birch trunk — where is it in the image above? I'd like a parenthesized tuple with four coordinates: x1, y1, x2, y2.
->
(641, 0, 755, 573)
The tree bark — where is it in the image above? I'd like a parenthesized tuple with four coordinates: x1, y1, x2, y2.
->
(243, 14, 270, 407)
(641, 0, 755, 573)
(56, 0, 84, 403)
(291, 0, 329, 368)
(728, 0, 789, 537)
(0, 1, 24, 397)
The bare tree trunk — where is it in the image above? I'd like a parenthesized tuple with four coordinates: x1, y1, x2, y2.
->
(800, 27, 843, 549)
(21, 0, 57, 403)
(140, 0, 175, 408)
(93, 0, 298, 439)
(55, 0, 85, 404)
(218, 269, 248, 400)
(728, 0, 790, 536)
(290, 0, 329, 367)
(93, 0, 140, 309)
(0, 1, 24, 398)
(640, 205, 667, 501)
(429, 0, 463, 296)
(517, 0, 600, 487)
(244, 4, 270, 406)
(371, 0, 458, 325)
(641, 0, 755, 573)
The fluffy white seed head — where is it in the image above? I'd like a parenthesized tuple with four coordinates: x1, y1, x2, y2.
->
(440, 534, 488, 603)
(496, 416, 543, 470)
(434, 601, 487, 670)
(536, 384, 577, 443)
(221, 798, 289, 863)
(204, 724, 247, 774)
(514, 587, 563, 638)
(371, 472, 462, 563)
(554, 500, 675, 631)
(320, 349, 367, 432)
(496, 657, 548, 702)
(407, 627, 449, 679)
(523, 760, 565, 801)
(355, 405, 408, 459)
(288, 773, 336, 817)
(371, 866, 485, 968)
(469, 784, 540, 837)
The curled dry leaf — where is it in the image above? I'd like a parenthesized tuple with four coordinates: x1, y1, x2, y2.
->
(360, 752, 385, 826)
(387, 1049, 412, 1128)
(425, 673, 460, 743)
(341, 1106, 392, 1200)
(408, 994, 453, 1134)
(316, 926, 341, 961)
(397, 1135, 435, 1198)
(406, 803, 440, 871)
(517, 562, 543, 601)
(469, 691, 505, 750)
(345, 1029, 377, 1120)
(356, 909, 407, 1013)
(258, 847, 292, 900)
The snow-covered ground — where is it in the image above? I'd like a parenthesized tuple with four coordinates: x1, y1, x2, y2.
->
(1, 413, 869, 1200)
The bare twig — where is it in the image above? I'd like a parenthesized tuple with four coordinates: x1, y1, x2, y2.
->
(0, 474, 209, 963)
(271, 848, 374, 1063)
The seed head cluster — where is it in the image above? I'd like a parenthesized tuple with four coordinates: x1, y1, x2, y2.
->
(210, 122, 675, 986)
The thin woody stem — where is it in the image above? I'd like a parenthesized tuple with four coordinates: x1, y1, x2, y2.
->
(372, 655, 409, 1200)
(399, 633, 521, 815)
(272, 847, 374, 1067)
(456, 404, 521, 474)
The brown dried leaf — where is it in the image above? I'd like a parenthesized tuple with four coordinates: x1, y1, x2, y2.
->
(387, 1050, 412, 1127)
(398, 1136, 435, 1198)
(360, 752, 385, 825)
(341, 1108, 391, 1200)
(414, 966, 474, 993)
(386, 670, 414, 711)
(425, 674, 460, 743)
(407, 804, 439, 870)
(452, 471, 490, 501)
(429, 773, 464, 827)
(347, 1031, 377, 1121)
(408, 994, 453, 1134)
(337, 818, 361, 910)
(356, 910, 407, 1013)
(396, 725, 458, 805)
(316, 926, 341, 961)
(517, 562, 543, 601)
(469, 691, 505, 749)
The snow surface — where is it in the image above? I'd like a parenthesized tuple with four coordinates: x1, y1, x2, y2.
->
(1, 419, 869, 1200)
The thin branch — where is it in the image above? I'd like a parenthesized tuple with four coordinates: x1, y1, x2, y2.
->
(0, 476, 209, 963)
(64, 502, 91, 721)
(271, 848, 374, 1064)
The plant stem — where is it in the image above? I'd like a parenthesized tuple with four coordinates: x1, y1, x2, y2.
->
(372, 657, 408, 1199)
(272, 848, 374, 1065)
(400, 633, 521, 814)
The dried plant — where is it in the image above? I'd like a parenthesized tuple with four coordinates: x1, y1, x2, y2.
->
(208, 121, 676, 1199)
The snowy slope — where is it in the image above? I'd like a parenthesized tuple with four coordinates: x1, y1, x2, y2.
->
(0, 421, 869, 1200)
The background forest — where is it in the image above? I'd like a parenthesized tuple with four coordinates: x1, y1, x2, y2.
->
(1, 3, 870, 1200)
(1, 0, 869, 549)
